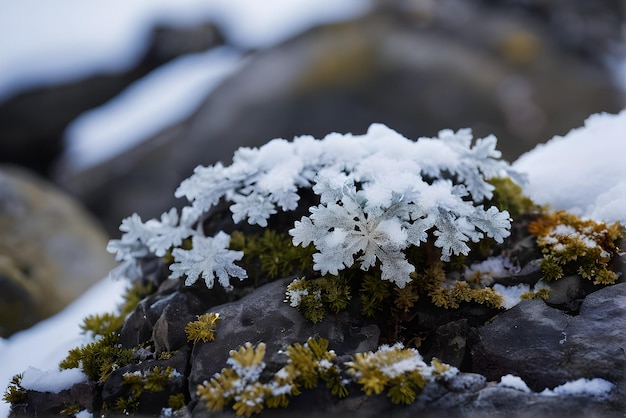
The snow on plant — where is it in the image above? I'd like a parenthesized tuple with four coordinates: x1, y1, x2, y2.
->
(107, 123, 520, 289)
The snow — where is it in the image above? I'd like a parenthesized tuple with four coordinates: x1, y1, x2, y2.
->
(63, 47, 244, 171)
(497, 374, 532, 393)
(0, 277, 127, 417)
(21, 367, 87, 394)
(0, 0, 372, 102)
(514, 110, 626, 224)
(498, 374, 614, 398)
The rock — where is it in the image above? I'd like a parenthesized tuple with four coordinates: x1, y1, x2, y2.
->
(0, 22, 223, 176)
(471, 282, 626, 406)
(0, 165, 116, 337)
(188, 279, 381, 399)
(425, 319, 469, 368)
(55, 3, 623, 237)
(470, 299, 571, 390)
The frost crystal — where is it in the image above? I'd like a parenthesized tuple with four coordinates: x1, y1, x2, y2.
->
(107, 123, 519, 290)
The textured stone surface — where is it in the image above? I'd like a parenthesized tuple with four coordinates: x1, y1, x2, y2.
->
(188, 279, 381, 395)
(0, 165, 116, 337)
(471, 282, 626, 406)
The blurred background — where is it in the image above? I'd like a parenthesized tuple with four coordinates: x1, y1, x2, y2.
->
(0, 0, 625, 336)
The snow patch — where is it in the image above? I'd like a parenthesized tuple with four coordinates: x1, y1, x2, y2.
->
(21, 367, 87, 394)
(514, 110, 626, 224)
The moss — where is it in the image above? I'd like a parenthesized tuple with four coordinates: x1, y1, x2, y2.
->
(60, 403, 81, 416)
(486, 177, 539, 220)
(196, 337, 455, 416)
(59, 332, 134, 382)
(185, 312, 221, 343)
(230, 229, 316, 284)
(2, 374, 25, 404)
(113, 366, 178, 414)
(529, 210, 623, 285)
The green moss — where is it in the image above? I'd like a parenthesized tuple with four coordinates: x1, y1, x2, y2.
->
(486, 177, 539, 220)
(60, 403, 81, 416)
(230, 230, 316, 283)
(59, 332, 134, 382)
(168, 393, 186, 410)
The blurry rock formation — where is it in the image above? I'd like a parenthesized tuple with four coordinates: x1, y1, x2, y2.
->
(0, 165, 116, 337)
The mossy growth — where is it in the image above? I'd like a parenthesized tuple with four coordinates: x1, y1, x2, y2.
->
(59, 331, 134, 382)
(59, 282, 154, 382)
(113, 366, 180, 414)
(529, 210, 624, 284)
(520, 287, 551, 301)
(197, 337, 453, 416)
(230, 229, 316, 283)
(197, 338, 347, 417)
(486, 177, 540, 220)
(185, 312, 221, 343)
(346, 343, 451, 405)
(413, 261, 504, 310)
(2, 374, 25, 404)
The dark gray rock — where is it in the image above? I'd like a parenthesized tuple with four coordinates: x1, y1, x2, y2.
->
(425, 319, 469, 368)
(188, 278, 380, 396)
(471, 282, 626, 406)
(470, 299, 571, 390)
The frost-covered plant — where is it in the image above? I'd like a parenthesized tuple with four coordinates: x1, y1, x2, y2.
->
(107, 124, 521, 290)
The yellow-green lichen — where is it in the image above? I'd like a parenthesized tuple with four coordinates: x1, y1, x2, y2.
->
(2, 374, 25, 404)
(529, 210, 623, 284)
(185, 313, 221, 343)
(196, 337, 454, 416)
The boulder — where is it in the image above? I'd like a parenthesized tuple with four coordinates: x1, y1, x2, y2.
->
(0, 165, 116, 337)
(471, 282, 626, 405)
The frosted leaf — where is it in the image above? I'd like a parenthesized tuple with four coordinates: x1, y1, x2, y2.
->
(107, 258, 142, 282)
(145, 208, 194, 257)
(230, 192, 277, 227)
(431, 209, 473, 261)
(469, 206, 512, 243)
(169, 232, 247, 290)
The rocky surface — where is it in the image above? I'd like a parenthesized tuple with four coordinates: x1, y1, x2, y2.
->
(12, 274, 626, 416)
(9, 217, 626, 416)
(0, 165, 116, 337)
(51, 1, 623, 236)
